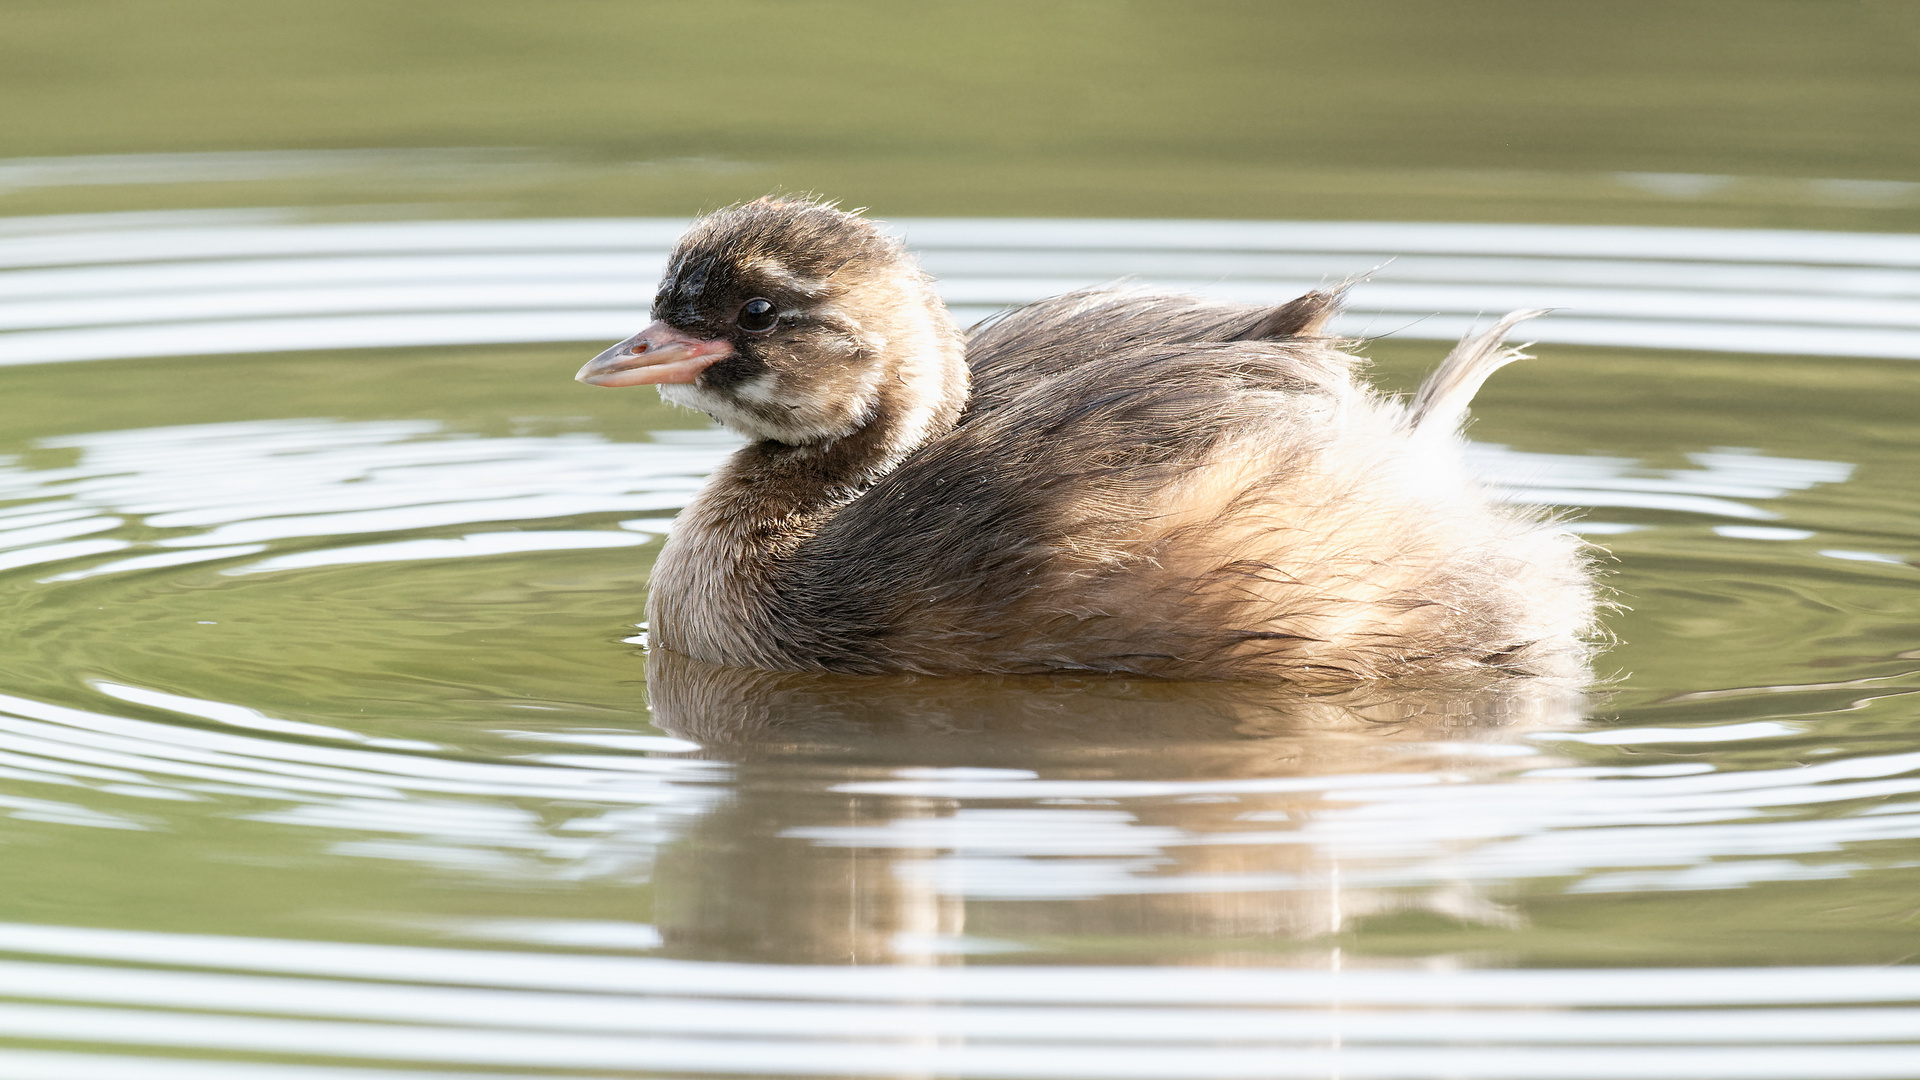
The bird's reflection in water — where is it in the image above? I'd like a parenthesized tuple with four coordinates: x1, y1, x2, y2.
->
(644, 649, 1589, 966)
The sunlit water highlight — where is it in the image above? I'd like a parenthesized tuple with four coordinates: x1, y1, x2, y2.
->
(3, 921, 1920, 1079)
(7, 209, 1920, 366)
(0, 210, 1916, 1077)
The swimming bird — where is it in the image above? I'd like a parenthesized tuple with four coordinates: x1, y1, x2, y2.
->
(578, 198, 1596, 683)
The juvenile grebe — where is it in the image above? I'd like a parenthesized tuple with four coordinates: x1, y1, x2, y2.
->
(578, 198, 1596, 683)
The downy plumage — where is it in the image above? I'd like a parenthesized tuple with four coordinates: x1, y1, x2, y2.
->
(578, 198, 1596, 683)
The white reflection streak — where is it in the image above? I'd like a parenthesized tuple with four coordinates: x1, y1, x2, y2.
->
(2, 923, 1920, 1079)
(41, 544, 266, 581)
(228, 530, 645, 573)
(0, 279, 656, 332)
(3, 907, 1920, 1080)
(5, 214, 1920, 367)
(804, 747, 1920, 898)
(13, 1000, 1920, 1078)
(0, 688, 724, 802)
(0, 1050, 555, 1080)
(0, 252, 651, 301)
(8, 920, 1920, 1004)
(0, 418, 738, 583)
(0, 538, 129, 571)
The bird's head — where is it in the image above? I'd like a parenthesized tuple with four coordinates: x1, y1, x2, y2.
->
(578, 198, 965, 447)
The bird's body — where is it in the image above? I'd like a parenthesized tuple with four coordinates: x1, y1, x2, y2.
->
(579, 199, 1596, 683)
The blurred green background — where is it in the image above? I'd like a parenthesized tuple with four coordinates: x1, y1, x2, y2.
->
(5, 0, 1919, 226)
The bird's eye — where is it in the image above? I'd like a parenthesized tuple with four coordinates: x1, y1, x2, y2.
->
(736, 298, 778, 333)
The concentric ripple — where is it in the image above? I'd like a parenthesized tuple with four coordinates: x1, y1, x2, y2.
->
(6, 210, 1920, 366)
(1, 210, 1918, 1079)
(2, 921, 1920, 1079)
(0, 412, 1866, 584)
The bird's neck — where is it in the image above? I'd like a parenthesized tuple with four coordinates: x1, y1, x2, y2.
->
(745, 298, 970, 512)
(647, 308, 968, 667)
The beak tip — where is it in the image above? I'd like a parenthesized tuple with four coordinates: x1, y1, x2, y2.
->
(576, 323, 731, 388)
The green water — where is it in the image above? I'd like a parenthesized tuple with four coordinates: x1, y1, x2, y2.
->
(0, 339, 1914, 968)
(2, 4, 1919, 1075)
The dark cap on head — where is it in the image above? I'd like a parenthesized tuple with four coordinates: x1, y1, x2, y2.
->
(579, 197, 964, 448)
(652, 197, 907, 334)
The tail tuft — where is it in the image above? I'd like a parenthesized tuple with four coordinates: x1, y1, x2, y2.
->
(1407, 309, 1549, 438)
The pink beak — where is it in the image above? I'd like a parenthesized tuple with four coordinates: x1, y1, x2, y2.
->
(575, 322, 735, 387)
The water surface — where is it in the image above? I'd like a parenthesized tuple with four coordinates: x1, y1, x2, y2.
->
(0, 207, 1916, 1077)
